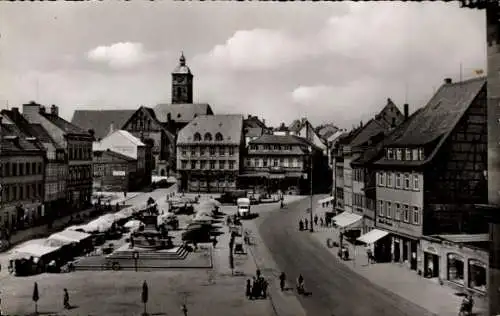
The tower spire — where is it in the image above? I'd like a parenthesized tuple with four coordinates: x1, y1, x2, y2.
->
(179, 51, 186, 66)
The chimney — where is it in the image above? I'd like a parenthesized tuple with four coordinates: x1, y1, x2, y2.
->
(50, 104, 58, 116)
(247, 114, 251, 119)
(22, 101, 41, 116)
(262, 118, 266, 126)
(109, 122, 115, 135)
(444, 78, 452, 84)
(404, 103, 409, 120)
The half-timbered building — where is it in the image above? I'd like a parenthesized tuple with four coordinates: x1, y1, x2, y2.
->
(369, 77, 487, 277)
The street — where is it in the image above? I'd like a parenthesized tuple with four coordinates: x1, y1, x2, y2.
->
(257, 195, 435, 316)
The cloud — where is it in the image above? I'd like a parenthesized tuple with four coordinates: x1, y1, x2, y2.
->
(193, 29, 318, 71)
(87, 42, 152, 69)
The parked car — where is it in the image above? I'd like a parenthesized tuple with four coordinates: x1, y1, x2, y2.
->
(215, 190, 247, 205)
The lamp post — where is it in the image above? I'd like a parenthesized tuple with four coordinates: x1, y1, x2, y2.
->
(309, 146, 313, 233)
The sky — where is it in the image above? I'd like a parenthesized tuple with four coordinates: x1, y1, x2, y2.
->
(0, 2, 486, 129)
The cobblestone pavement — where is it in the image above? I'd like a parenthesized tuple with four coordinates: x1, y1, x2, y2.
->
(0, 195, 304, 316)
(309, 213, 489, 316)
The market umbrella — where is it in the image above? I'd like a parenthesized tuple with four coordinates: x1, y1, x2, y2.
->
(201, 199, 222, 208)
(124, 220, 143, 229)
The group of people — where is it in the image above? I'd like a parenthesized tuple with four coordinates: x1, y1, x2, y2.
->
(298, 214, 333, 231)
(246, 269, 268, 300)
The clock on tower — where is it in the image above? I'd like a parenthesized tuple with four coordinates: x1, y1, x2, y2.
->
(171, 52, 193, 104)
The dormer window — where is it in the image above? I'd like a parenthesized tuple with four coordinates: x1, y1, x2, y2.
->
(215, 132, 223, 141)
(204, 133, 212, 141)
(418, 148, 425, 160)
(412, 148, 418, 161)
(193, 133, 201, 141)
(405, 149, 412, 161)
(387, 148, 394, 160)
(396, 149, 402, 160)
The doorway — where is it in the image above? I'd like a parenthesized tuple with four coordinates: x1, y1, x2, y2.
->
(424, 252, 440, 278)
(403, 240, 409, 262)
(410, 241, 418, 270)
(393, 239, 401, 262)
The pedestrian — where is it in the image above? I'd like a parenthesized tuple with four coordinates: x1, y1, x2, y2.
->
(251, 276, 258, 299)
(246, 279, 252, 299)
(320, 217, 324, 227)
(262, 278, 268, 299)
(212, 238, 218, 248)
(279, 272, 286, 291)
(304, 218, 309, 230)
(314, 215, 318, 226)
(63, 288, 70, 309)
(299, 219, 304, 231)
(366, 247, 373, 264)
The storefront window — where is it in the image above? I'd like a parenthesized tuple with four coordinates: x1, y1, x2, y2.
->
(468, 259, 487, 292)
(447, 253, 464, 284)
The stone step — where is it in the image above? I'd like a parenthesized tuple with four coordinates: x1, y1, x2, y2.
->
(106, 246, 189, 260)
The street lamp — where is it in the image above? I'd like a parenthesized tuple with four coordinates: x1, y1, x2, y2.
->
(309, 146, 313, 233)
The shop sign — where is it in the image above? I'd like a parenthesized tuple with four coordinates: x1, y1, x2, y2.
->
(112, 170, 126, 176)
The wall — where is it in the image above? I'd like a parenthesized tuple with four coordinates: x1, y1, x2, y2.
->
(421, 238, 488, 294)
(343, 156, 353, 212)
(98, 131, 139, 159)
(376, 171, 424, 238)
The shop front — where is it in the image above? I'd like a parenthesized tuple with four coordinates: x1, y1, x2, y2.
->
(421, 236, 488, 295)
(357, 228, 391, 263)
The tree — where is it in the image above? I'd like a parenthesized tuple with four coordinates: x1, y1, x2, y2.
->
(32, 282, 39, 314)
(141, 280, 149, 316)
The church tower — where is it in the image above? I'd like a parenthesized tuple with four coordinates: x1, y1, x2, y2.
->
(171, 52, 193, 104)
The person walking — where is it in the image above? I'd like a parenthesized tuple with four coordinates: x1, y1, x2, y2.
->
(320, 217, 324, 227)
(279, 272, 286, 291)
(246, 279, 252, 299)
(304, 218, 309, 230)
(63, 288, 70, 309)
(314, 215, 318, 226)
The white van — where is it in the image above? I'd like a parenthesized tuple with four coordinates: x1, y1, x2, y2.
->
(237, 198, 251, 218)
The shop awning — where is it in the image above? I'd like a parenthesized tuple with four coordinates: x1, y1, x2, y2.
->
(357, 229, 389, 244)
(332, 212, 362, 228)
(268, 174, 285, 179)
(239, 173, 269, 178)
(318, 196, 334, 205)
(285, 172, 304, 178)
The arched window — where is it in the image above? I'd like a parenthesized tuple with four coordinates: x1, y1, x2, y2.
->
(204, 133, 212, 141)
(194, 133, 201, 141)
(215, 132, 223, 141)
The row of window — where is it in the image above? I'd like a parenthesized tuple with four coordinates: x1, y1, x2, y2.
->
(353, 168, 364, 182)
(377, 172, 420, 191)
(181, 160, 236, 170)
(386, 147, 425, 161)
(193, 132, 224, 142)
(245, 157, 303, 168)
(69, 166, 92, 181)
(46, 165, 66, 178)
(93, 164, 127, 177)
(1, 182, 44, 203)
(377, 200, 420, 225)
(0, 161, 43, 177)
(68, 143, 92, 161)
(181, 146, 235, 157)
(248, 144, 294, 151)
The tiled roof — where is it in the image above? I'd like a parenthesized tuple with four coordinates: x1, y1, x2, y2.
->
(71, 109, 136, 140)
(374, 77, 486, 167)
(244, 116, 267, 129)
(250, 147, 306, 156)
(0, 115, 44, 153)
(387, 77, 486, 147)
(250, 134, 322, 151)
(177, 114, 243, 145)
(153, 103, 213, 123)
(29, 124, 63, 149)
(93, 149, 136, 162)
(42, 113, 90, 136)
(113, 130, 145, 146)
(245, 127, 265, 138)
(1, 110, 62, 150)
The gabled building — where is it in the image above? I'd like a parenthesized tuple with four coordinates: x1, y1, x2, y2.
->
(93, 149, 138, 192)
(243, 115, 272, 146)
(240, 134, 324, 194)
(71, 109, 136, 141)
(370, 77, 487, 278)
(176, 115, 244, 193)
(93, 130, 151, 189)
(71, 53, 214, 177)
(333, 98, 405, 217)
(1, 108, 67, 222)
(23, 102, 94, 211)
(288, 117, 328, 155)
(0, 114, 46, 233)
